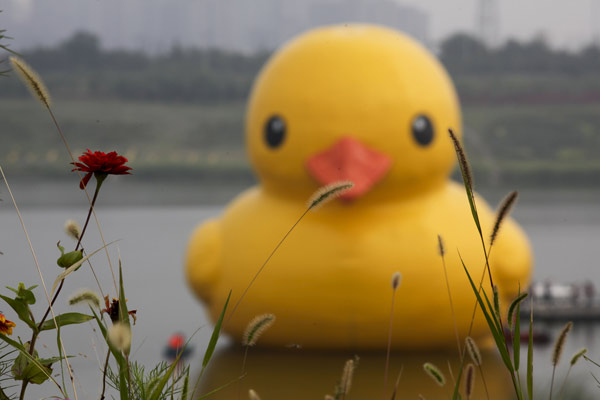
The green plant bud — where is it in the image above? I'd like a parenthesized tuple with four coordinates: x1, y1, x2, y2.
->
(57, 249, 83, 269)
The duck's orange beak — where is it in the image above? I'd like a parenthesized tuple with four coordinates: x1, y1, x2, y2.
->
(305, 136, 391, 201)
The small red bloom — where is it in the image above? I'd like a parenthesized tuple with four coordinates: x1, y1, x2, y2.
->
(0, 313, 16, 335)
(71, 149, 132, 189)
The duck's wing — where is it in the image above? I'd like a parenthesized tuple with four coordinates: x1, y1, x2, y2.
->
(185, 218, 222, 304)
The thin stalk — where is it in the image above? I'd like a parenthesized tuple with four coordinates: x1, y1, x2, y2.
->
(226, 208, 310, 324)
(36, 180, 102, 334)
(1, 167, 75, 400)
(383, 286, 398, 400)
(48, 107, 118, 292)
(100, 349, 110, 400)
(237, 346, 250, 400)
(440, 246, 462, 356)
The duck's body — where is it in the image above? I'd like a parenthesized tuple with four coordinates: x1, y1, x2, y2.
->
(186, 24, 533, 349)
(188, 181, 530, 349)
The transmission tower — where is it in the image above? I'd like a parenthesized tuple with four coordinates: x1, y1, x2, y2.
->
(477, 0, 499, 48)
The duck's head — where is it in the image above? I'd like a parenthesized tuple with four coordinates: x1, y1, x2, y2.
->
(246, 24, 461, 203)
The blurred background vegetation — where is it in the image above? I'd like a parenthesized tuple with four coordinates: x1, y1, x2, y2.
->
(2, 31, 600, 187)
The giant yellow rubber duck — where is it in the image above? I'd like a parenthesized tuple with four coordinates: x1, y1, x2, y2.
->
(186, 24, 532, 349)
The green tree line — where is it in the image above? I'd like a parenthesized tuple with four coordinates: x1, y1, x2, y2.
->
(0, 31, 269, 103)
(3, 31, 600, 104)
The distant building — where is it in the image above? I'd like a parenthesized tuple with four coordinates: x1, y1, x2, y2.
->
(2, 0, 430, 53)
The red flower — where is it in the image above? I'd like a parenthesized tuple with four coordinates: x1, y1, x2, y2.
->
(0, 313, 16, 335)
(71, 149, 132, 189)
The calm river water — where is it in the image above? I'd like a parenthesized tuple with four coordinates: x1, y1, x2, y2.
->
(2, 180, 600, 399)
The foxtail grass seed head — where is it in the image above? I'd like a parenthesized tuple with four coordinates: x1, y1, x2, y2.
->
(490, 191, 518, 246)
(423, 362, 446, 387)
(339, 358, 355, 395)
(243, 313, 275, 346)
(68, 288, 101, 309)
(465, 336, 482, 366)
(248, 389, 261, 400)
(64, 219, 81, 241)
(448, 128, 473, 192)
(464, 363, 475, 399)
(570, 348, 587, 366)
(391, 271, 402, 290)
(307, 181, 354, 210)
(552, 321, 573, 366)
(107, 322, 131, 355)
(437, 234, 445, 257)
(9, 56, 51, 109)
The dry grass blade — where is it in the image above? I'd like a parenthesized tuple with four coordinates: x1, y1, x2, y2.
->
(389, 366, 403, 400)
(384, 272, 401, 399)
(0, 166, 78, 399)
(490, 191, 518, 247)
(438, 234, 460, 356)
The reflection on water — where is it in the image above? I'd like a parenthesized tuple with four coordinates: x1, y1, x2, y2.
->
(197, 346, 514, 399)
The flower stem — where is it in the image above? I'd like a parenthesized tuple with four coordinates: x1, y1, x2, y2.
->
(76, 178, 103, 251)
(20, 179, 103, 400)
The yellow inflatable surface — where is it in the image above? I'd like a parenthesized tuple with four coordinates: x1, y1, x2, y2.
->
(186, 24, 533, 349)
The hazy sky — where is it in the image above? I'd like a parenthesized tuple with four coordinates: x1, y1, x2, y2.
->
(398, 0, 600, 48)
(6, 0, 600, 50)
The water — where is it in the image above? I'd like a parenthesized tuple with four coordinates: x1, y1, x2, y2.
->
(1, 182, 600, 399)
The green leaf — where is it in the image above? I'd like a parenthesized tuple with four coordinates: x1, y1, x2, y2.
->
(117, 264, 131, 400)
(90, 308, 129, 400)
(51, 240, 117, 295)
(508, 292, 528, 330)
(148, 352, 185, 400)
(513, 301, 521, 371)
(57, 249, 83, 269)
(39, 312, 93, 331)
(0, 294, 36, 330)
(0, 334, 61, 391)
(203, 290, 231, 369)
(460, 256, 513, 372)
(118, 261, 131, 330)
(90, 308, 125, 365)
(20, 359, 52, 384)
(9, 345, 65, 385)
(180, 370, 189, 400)
(6, 282, 36, 305)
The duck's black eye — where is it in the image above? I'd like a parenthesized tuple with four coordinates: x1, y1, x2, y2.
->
(264, 115, 286, 148)
(411, 115, 434, 146)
